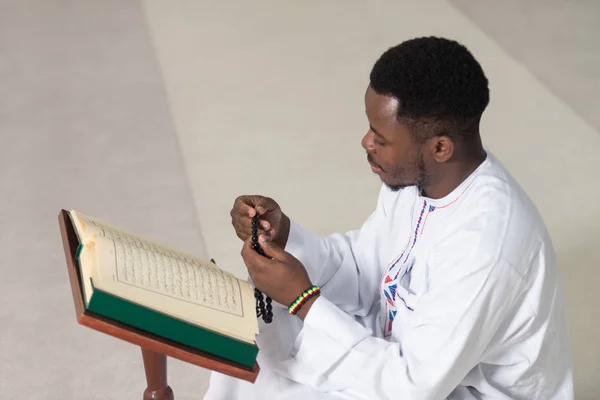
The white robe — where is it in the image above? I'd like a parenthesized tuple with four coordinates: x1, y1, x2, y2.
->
(204, 153, 573, 400)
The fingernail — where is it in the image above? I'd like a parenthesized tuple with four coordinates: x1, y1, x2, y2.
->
(259, 235, 267, 243)
(257, 206, 265, 214)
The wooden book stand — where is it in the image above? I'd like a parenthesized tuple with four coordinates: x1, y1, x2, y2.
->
(58, 210, 259, 399)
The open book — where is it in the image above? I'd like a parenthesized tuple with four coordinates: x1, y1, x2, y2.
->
(68, 210, 259, 368)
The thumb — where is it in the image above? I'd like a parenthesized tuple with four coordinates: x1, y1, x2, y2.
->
(258, 234, 287, 261)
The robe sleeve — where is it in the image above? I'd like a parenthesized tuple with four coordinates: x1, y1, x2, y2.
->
(273, 242, 526, 400)
(283, 185, 388, 317)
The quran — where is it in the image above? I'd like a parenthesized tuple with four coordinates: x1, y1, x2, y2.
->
(66, 210, 259, 368)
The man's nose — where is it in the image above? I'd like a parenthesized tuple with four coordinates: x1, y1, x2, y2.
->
(361, 130, 375, 152)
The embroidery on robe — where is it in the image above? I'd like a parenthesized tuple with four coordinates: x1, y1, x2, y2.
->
(379, 179, 476, 338)
(380, 200, 429, 338)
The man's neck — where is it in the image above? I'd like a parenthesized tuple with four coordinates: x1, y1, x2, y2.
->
(421, 145, 487, 199)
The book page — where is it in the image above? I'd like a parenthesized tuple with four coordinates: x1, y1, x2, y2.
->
(70, 211, 246, 313)
(71, 211, 210, 264)
(77, 240, 96, 306)
(67, 211, 97, 306)
(92, 236, 258, 343)
(112, 239, 243, 316)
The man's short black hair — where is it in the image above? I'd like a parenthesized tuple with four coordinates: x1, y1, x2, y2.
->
(369, 36, 490, 142)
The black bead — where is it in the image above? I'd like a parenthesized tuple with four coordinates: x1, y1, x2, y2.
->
(251, 219, 274, 324)
(255, 289, 265, 318)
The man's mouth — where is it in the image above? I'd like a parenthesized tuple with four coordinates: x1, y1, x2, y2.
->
(367, 156, 384, 174)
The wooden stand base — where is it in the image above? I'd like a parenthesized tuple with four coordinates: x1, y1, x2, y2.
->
(142, 348, 174, 400)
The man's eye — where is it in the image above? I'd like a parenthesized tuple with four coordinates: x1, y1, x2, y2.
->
(376, 141, 386, 147)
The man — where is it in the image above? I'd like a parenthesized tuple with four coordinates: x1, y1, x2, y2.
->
(204, 37, 573, 399)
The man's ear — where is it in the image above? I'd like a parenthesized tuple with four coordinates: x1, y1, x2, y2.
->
(427, 135, 454, 163)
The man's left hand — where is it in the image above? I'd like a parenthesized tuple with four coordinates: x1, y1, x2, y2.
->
(241, 235, 313, 309)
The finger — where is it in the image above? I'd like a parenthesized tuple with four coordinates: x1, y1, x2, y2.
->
(241, 243, 259, 282)
(241, 239, 270, 273)
(243, 202, 257, 218)
(234, 195, 278, 217)
(237, 216, 268, 231)
(241, 239, 253, 260)
(233, 196, 258, 217)
(255, 196, 278, 216)
(234, 217, 269, 237)
(257, 234, 288, 261)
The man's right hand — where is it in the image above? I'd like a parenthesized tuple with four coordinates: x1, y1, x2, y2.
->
(230, 195, 290, 248)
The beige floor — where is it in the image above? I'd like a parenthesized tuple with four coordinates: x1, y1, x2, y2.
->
(1, 0, 598, 399)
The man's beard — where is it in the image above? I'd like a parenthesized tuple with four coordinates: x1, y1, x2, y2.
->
(386, 151, 430, 193)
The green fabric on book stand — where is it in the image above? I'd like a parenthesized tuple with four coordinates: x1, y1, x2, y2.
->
(87, 279, 259, 368)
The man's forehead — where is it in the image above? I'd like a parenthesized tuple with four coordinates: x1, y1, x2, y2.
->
(365, 86, 399, 120)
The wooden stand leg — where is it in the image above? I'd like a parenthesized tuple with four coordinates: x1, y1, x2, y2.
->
(141, 347, 174, 400)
